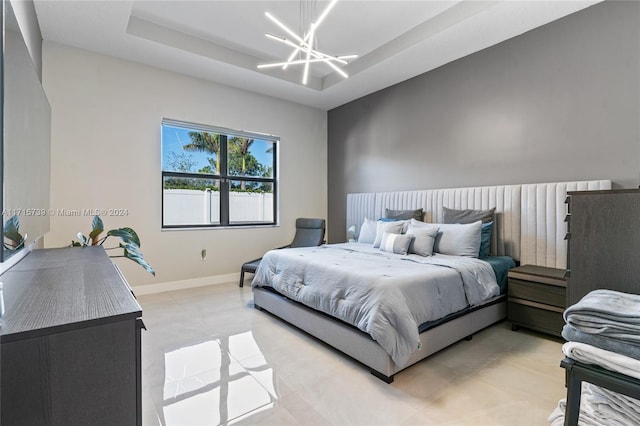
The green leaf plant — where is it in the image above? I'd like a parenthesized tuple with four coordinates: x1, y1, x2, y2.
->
(72, 215, 155, 276)
(3, 215, 26, 251)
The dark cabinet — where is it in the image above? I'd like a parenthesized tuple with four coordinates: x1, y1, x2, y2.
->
(0, 247, 143, 426)
(566, 189, 640, 306)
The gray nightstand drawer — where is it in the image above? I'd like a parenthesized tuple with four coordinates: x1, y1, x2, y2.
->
(507, 264, 567, 337)
(508, 301, 564, 337)
(508, 278, 566, 308)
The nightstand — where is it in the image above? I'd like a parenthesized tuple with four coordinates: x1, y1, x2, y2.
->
(507, 264, 566, 337)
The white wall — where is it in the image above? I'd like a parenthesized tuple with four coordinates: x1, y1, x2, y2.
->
(42, 42, 327, 287)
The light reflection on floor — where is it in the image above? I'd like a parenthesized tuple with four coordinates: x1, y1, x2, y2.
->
(140, 283, 567, 426)
(161, 333, 275, 425)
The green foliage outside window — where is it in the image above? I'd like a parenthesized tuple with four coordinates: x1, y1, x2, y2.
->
(163, 131, 273, 192)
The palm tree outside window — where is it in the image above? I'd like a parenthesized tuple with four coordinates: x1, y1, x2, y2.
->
(183, 131, 221, 174)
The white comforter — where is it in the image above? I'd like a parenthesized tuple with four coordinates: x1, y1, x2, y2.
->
(252, 243, 499, 366)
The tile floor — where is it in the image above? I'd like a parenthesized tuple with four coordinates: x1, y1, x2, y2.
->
(139, 282, 566, 426)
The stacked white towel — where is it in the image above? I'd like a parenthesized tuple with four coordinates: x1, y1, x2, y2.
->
(548, 382, 640, 426)
(590, 385, 640, 424)
(563, 341, 640, 381)
(548, 394, 600, 426)
(550, 289, 640, 425)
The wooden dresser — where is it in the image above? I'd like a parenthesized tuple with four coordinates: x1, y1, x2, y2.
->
(566, 189, 640, 305)
(0, 246, 143, 426)
(561, 189, 640, 424)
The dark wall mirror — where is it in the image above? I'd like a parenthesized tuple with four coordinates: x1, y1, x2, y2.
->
(1, 0, 51, 263)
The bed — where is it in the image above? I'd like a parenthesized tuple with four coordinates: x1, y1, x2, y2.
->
(251, 180, 612, 382)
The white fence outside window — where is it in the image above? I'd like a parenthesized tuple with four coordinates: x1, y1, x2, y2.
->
(163, 189, 273, 225)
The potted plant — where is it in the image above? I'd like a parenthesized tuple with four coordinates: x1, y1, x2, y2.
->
(72, 215, 154, 275)
(3, 214, 26, 252)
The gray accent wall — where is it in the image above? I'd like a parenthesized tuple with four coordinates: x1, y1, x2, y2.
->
(327, 1, 640, 243)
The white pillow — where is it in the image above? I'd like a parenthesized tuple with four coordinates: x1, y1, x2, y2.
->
(398, 219, 410, 233)
(357, 218, 377, 244)
(409, 218, 433, 229)
(373, 220, 405, 248)
(433, 221, 482, 257)
(379, 232, 413, 255)
(406, 225, 439, 256)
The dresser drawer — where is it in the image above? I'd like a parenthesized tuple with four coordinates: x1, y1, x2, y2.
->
(508, 301, 565, 337)
(508, 278, 566, 308)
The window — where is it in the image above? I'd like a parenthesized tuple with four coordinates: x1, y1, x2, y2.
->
(161, 119, 278, 228)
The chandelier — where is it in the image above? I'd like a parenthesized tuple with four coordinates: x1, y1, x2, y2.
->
(257, 0, 358, 85)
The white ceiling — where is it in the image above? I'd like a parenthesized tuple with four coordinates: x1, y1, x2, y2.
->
(34, 0, 601, 110)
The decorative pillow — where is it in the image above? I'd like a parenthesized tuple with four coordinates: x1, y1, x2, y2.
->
(479, 221, 493, 258)
(443, 207, 496, 255)
(443, 207, 495, 224)
(406, 225, 439, 256)
(373, 220, 405, 248)
(433, 221, 482, 257)
(384, 208, 424, 221)
(357, 218, 377, 244)
(408, 218, 434, 229)
(378, 217, 410, 233)
(379, 232, 413, 255)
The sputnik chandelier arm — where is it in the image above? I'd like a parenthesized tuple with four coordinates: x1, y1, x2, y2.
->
(257, 57, 356, 68)
(258, 34, 352, 79)
(262, 33, 355, 64)
(258, 0, 357, 85)
(303, 24, 315, 84)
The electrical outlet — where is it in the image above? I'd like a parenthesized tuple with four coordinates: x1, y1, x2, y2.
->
(201, 249, 207, 261)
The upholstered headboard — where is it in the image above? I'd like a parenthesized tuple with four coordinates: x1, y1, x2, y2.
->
(347, 179, 611, 269)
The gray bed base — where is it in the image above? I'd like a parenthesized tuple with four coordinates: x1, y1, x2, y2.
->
(253, 287, 506, 383)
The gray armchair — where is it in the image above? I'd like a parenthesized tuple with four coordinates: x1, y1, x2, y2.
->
(239, 218, 326, 287)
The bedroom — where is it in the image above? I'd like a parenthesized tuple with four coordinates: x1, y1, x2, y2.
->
(1, 0, 638, 425)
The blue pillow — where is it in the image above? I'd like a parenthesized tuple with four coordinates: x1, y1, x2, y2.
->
(378, 217, 399, 222)
(479, 221, 493, 258)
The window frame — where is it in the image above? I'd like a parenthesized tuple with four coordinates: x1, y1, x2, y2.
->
(161, 118, 279, 229)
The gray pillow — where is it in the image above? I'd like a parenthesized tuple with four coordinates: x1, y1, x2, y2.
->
(433, 221, 482, 257)
(443, 207, 495, 224)
(384, 208, 424, 221)
(406, 225, 439, 256)
(443, 207, 496, 256)
(373, 220, 405, 248)
(379, 232, 413, 255)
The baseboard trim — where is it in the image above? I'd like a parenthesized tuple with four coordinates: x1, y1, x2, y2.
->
(133, 272, 240, 295)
